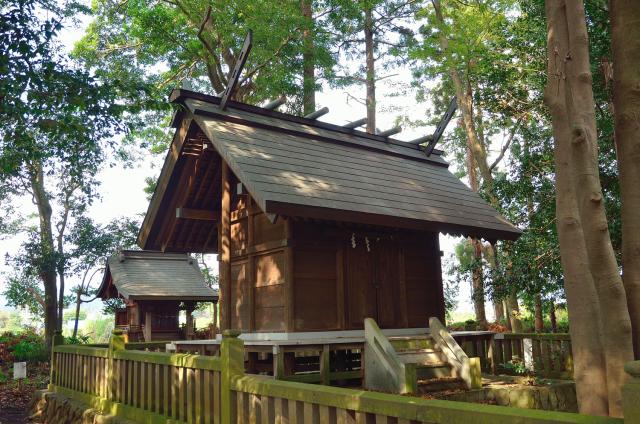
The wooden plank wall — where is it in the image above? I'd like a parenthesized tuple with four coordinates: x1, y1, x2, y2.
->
(292, 223, 445, 331)
(404, 236, 446, 327)
(225, 182, 445, 333)
(229, 187, 288, 332)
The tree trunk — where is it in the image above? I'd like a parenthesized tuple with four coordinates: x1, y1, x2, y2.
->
(544, 0, 612, 414)
(503, 299, 512, 331)
(72, 289, 82, 339)
(465, 147, 487, 328)
(563, 0, 634, 415)
(470, 238, 487, 329)
(30, 161, 58, 350)
(549, 301, 557, 333)
(611, 0, 640, 360)
(534, 295, 544, 332)
(431, 1, 494, 196)
(57, 272, 65, 331)
(505, 293, 522, 333)
(364, 5, 376, 134)
(493, 300, 505, 323)
(301, 0, 316, 115)
(55, 199, 71, 332)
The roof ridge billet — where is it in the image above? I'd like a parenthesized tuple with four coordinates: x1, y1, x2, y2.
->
(170, 89, 445, 158)
(192, 108, 449, 168)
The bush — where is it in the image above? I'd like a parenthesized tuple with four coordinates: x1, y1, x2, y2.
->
(65, 335, 90, 345)
(12, 340, 48, 362)
(0, 330, 48, 363)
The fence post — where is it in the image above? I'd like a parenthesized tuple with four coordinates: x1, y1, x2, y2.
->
(48, 330, 64, 390)
(221, 330, 244, 424)
(108, 330, 127, 403)
(623, 361, 640, 422)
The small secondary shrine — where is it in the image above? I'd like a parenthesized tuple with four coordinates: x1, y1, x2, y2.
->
(97, 250, 218, 341)
(137, 89, 520, 336)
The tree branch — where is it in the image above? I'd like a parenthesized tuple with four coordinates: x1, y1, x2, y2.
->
(489, 119, 521, 171)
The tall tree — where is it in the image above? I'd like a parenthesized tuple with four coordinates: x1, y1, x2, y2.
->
(328, 0, 417, 133)
(544, 0, 633, 415)
(413, 0, 524, 328)
(301, 0, 316, 115)
(0, 0, 125, 348)
(77, 0, 337, 116)
(611, 0, 640, 359)
(65, 217, 140, 338)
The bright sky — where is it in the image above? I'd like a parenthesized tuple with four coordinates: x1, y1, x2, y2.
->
(0, 3, 490, 320)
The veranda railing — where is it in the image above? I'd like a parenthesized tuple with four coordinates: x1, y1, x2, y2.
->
(455, 332, 573, 378)
(48, 330, 636, 424)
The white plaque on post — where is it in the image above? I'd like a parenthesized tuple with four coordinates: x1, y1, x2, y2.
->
(13, 362, 27, 380)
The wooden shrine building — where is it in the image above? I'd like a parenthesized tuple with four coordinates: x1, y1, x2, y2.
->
(137, 89, 520, 336)
(97, 250, 218, 341)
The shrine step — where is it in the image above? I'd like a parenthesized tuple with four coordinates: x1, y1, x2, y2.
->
(415, 361, 454, 380)
(396, 348, 447, 365)
(389, 335, 436, 351)
(417, 377, 466, 393)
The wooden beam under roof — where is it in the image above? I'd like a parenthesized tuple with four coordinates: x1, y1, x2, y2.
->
(160, 155, 199, 251)
(137, 117, 194, 249)
(176, 208, 220, 221)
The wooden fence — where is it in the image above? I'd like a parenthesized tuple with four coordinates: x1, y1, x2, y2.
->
(50, 331, 224, 424)
(48, 330, 636, 424)
(455, 332, 573, 378)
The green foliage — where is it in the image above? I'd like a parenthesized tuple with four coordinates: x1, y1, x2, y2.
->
(78, 316, 114, 343)
(1, 0, 126, 178)
(63, 309, 87, 324)
(0, 330, 48, 363)
(102, 298, 126, 315)
(3, 274, 46, 317)
(324, 0, 419, 86)
(74, 0, 338, 152)
(519, 307, 570, 334)
(12, 340, 49, 362)
(1, 0, 132, 338)
(64, 335, 90, 345)
(501, 357, 528, 376)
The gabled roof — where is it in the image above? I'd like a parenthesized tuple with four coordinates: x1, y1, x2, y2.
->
(138, 90, 520, 251)
(97, 250, 218, 301)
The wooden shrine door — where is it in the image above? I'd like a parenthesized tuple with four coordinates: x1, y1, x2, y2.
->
(346, 238, 401, 329)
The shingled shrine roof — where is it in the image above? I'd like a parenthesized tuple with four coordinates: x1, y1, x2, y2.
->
(97, 250, 218, 301)
(137, 89, 520, 252)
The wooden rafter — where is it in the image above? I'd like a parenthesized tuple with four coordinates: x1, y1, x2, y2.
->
(176, 208, 220, 221)
(160, 155, 200, 251)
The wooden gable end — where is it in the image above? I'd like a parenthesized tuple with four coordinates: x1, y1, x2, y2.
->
(138, 119, 221, 253)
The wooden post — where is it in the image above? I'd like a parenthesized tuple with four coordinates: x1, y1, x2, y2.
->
(247, 198, 256, 332)
(185, 303, 195, 340)
(221, 329, 244, 424)
(144, 311, 153, 342)
(488, 335, 497, 375)
(469, 357, 482, 390)
(108, 330, 127, 402)
(284, 218, 294, 332)
(320, 345, 330, 385)
(48, 330, 64, 390)
(219, 161, 232, 331)
(273, 345, 285, 380)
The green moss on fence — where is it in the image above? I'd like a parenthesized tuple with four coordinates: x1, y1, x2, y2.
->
(42, 330, 640, 424)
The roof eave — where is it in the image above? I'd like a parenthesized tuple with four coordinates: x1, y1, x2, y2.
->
(128, 295, 219, 302)
(264, 200, 522, 242)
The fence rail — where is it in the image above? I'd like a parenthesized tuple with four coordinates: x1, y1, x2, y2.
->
(50, 331, 224, 424)
(48, 330, 635, 424)
(454, 332, 573, 378)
